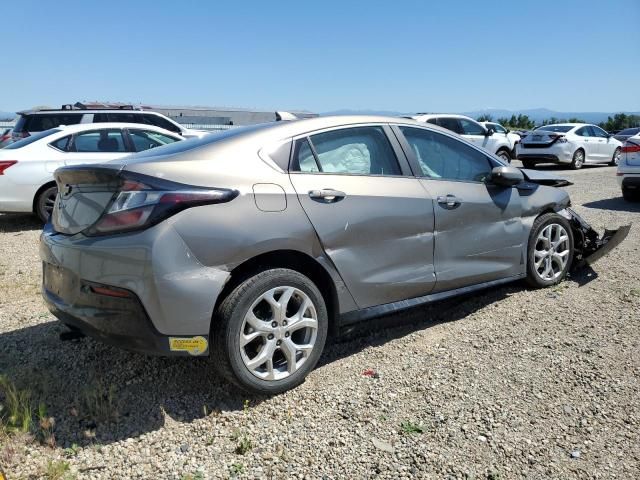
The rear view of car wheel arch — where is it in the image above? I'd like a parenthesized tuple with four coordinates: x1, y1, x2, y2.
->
(211, 268, 329, 394)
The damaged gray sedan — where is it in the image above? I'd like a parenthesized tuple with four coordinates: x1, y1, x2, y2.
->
(40, 116, 629, 394)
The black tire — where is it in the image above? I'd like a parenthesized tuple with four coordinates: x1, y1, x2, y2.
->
(522, 160, 535, 169)
(622, 188, 639, 202)
(496, 148, 512, 163)
(609, 147, 621, 166)
(35, 185, 58, 223)
(211, 268, 328, 395)
(525, 213, 574, 288)
(570, 149, 585, 170)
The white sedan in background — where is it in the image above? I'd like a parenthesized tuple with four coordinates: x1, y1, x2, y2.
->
(617, 133, 640, 201)
(516, 123, 622, 170)
(0, 123, 182, 221)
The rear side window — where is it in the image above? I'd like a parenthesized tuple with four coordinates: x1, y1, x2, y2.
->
(50, 135, 72, 152)
(400, 126, 492, 182)
(22, 114, 83, 132)
(72, 129, 126, 153)
(107, 113, 146, 124)
(295, 126, 401, 175)
(128, 129, 180, 152)
(575, 126, 593, 137)
(436, 117, 463, 134)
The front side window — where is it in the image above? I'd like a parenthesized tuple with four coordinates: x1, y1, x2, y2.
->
(72, 129, 126, 153)
(399, 126, 492, 182)
(493, 124, 507, 134)
(459, 119, 486, 135)
(128, 129, 180, 152)
(294, 126, 401, 175)
(143, 114, 182, 134)
(591, 125, 609, 138)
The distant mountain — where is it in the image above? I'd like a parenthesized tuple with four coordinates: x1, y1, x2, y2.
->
(0, 111, 16, 121)
(320, 108, 640, 125)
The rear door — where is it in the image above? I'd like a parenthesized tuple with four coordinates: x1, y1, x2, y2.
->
(288, 124, 436, 308)
(63, 128, 130, 167)
(395, 125, 523, 292)
(574, 126, 599, 161)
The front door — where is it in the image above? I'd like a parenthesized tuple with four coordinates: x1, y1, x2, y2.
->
(288, 125, 436, 309)
(395, 125, 523, 292)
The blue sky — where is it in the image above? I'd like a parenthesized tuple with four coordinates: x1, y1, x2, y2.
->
(2, 0, 639, 113)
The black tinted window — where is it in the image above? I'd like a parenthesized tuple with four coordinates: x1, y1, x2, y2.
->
(73, 129, 126, 153)
(50, 135, 72, 151)
(128, 129, 180, 152)
(436, 117, 462, 134)
(618, 127, 640, 136)
(536, 125, 574, 133)
(108, 113, 145, 124)
(400, 127, 492, 182)
(303, 126, 401, 175)
(143, 114, 182, 133)
(25, 114, 83, 132)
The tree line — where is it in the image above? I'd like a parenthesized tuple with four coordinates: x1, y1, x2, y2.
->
(476, 113, 640, 132)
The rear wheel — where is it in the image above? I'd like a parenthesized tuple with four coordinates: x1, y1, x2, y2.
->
(570, 149, 585, 170)
(35, 185, 58, 223)
(211, 268, 328, 394)
(622, 188, 639, 202)
(610, 147, 621, 166)
(526, 213, 574, 288)
(496, 148, 511, 163)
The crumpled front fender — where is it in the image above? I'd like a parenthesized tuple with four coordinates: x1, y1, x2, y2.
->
(558, 208, 631, 266)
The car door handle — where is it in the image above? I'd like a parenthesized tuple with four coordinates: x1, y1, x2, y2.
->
(437, 194, 462, 209)
(309, 189, 346, 203)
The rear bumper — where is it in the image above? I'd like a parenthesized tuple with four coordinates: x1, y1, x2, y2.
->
(517, 153, 561, 163)
(516, 143, 573, 163)
(42, 274, 189, 356)
(619, 174, 640, 189)
(39, 220, 231, 354)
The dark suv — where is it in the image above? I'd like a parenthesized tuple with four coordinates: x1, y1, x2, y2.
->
(12, 104, 204, 141)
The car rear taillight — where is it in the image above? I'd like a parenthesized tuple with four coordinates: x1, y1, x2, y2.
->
(0, 161, 17, 175)
(86, 177, 238, 236)
(621, 143, 640, 153)
(556, 137, 568, 143)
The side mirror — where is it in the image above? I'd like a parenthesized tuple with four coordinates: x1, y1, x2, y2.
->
(485, 127, 495, 136)
(489, 166, 524, 187)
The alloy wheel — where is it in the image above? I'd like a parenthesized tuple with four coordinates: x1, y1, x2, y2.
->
(612, 148, 621, 166)
(573, 150, 584, 168)
(534, 223, 570, 281)
(240, 286, 318, 381)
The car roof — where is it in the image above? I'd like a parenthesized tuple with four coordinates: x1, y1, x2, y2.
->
(408, 113, 475, 122)
(55, 122, 182, 136)
(539, 123, 588, 128)
(17, 109, 160, 116)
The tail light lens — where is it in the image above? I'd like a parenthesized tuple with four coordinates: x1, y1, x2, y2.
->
(0, 161, 17, 175)
(86, 177, 238, 236)
(621, 142, 640, 153)
(556, 137, 568, 143)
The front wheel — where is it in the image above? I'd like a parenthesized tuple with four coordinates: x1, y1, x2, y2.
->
(211, 268, 328, 394)
(526, 213, 574, 288)
(610, 147, 621, 166)
(496, 149, 512, 163)
(35, 185, 58, 223)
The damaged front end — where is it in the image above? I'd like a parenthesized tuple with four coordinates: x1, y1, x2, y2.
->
(559, 208, 631, 266)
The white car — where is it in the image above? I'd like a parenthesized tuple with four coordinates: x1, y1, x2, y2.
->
(409, 114, 514, 163)
(479, 121, 521, 152)
(516, 123, 622, 170)
(617, 133, 640, 201)
(0, 123, 182, 221)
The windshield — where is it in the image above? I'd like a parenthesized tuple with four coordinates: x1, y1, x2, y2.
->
(535, 125, 574, 133)
(4, 129, 61, 149)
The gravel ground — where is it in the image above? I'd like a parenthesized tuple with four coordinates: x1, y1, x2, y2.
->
(1, 163, 639, 479)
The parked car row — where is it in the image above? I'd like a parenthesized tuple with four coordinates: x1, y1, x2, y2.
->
(0, 123, 183, 221)
(38, 115, 629, 394)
